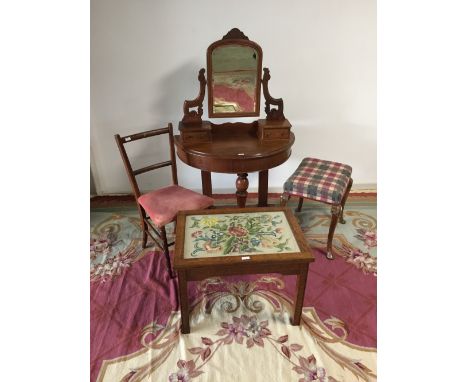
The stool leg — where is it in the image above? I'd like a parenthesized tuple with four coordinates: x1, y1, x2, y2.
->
(178, 270, 190, 334)
(296, 197, 304, 212)
(327, 205, 341, 260)
(161, 225, 175, 278)
(340, 178, 353, 224)
(142, 223, 148, 249)
(280, 192, 290, 207)
(292, 264, 309, 325)
(138, 206, 148, 249)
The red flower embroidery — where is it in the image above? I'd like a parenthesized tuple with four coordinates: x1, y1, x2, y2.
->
(228, 226, 248, 237)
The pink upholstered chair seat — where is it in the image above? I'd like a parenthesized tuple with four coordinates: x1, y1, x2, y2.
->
(138, 185, 214, 227)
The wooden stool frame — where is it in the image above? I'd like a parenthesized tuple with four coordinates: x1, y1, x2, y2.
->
(280, 178, 353, 260)
(174, 206, 315, 334)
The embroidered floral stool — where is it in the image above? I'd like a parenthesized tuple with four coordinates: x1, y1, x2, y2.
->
(174, 207, 314, 334)
(280, 158, 353, 260)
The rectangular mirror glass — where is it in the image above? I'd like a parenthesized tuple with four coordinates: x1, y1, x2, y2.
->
(211, 44, 259, 115)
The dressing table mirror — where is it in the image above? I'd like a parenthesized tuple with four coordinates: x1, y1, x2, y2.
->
(174, 28, 294, 208)
(208, 37, 262, 117)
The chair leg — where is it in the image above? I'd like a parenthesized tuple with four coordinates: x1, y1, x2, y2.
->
(327, 205, 341, 260)
(339, 178, 353, 224)
(160, 225, 175, 278)
(142, 221, 148, 249)
(296, 197, 304, 212)
(280, 192, 290, 207)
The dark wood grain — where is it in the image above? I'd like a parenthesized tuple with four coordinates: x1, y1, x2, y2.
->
(261, 67, 285, 121)
(258, 170, 269, 207)
(201, 170, 212, 197)
(177, 29, 293, 206)
(222, 28, 249, 40)
(182, 69, 206, 125)
(174, 124, 294, 207)
(177, 270, 190, 334)
(292, 265, 309, 325)
(235, 173, 248, 208)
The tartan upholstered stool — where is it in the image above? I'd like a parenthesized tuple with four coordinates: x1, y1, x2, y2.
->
(280, 158, 353, 260)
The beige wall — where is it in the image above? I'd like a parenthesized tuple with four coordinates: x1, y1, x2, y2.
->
(91, 0, 376, 194)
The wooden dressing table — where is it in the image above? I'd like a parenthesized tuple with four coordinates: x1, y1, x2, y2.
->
(174, 28, 294, 207)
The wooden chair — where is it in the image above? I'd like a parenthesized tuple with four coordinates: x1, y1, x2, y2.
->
(280, 158, 353, 260)
(115, 123, 214, 277)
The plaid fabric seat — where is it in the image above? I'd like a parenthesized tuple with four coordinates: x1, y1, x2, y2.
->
(283, 158, 352, 204)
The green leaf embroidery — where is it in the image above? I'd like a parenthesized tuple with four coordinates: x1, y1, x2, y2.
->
(223, 236, 235, 255)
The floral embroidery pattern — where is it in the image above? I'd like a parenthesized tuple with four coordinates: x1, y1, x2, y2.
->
(175, 315, 337, 382)
(186, 212, 299, 258)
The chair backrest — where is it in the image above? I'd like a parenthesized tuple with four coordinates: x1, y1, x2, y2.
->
(114, 123, 178, 199)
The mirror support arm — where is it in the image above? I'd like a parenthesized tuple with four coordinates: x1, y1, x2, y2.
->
(182, 68, 206, 125)
(262, 68, 285, 121)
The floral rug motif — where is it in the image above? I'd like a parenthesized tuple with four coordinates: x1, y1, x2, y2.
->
(90, 194, 377, 381)
(90, 212, 173, 282)
(98, 277, 376, 382)
(295, 202, 377, 275)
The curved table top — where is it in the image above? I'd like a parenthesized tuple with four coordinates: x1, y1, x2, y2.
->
(174, 123, 295, 174)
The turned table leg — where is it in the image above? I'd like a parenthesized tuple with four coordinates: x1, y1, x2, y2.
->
(292, 265, 309, 325)
(177, 270, 190, 334)
(236, 173, 249, 208)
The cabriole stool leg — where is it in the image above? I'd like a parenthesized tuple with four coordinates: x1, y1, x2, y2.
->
(340, 178, 353, 224)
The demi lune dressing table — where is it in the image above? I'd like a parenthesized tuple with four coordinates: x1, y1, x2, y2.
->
(174, 28, 294, 207)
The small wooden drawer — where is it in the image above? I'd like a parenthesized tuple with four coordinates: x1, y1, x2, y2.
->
(264, 129, 290, 140)
(181, 131, 211, 144)
(257, 119, 291, 141)
(179, 121, 213, 144)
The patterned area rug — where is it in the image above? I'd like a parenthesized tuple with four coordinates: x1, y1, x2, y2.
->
(91, 194, 377, 381)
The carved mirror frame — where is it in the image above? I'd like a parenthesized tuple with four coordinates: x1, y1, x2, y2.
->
(206, 29, 263, 118)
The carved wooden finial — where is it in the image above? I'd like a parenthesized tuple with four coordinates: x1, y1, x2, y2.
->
(222, 28, 249, 40)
